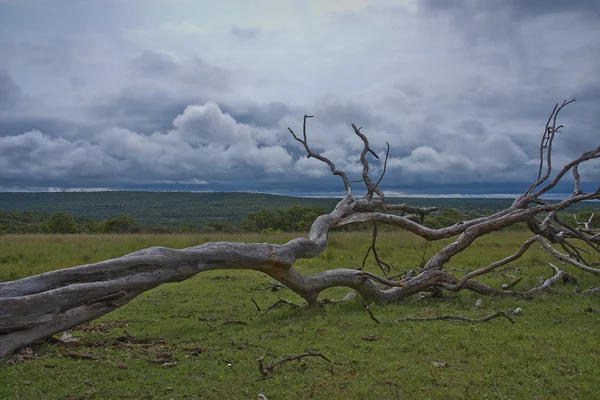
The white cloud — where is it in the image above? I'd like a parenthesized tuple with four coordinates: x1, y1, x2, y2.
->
(0, 103, 293, 185)
(388, 146, 475, 174)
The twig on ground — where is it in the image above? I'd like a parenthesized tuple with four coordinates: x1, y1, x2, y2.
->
(393, 311, 514, 324)
(257, 352, 331, 378)
(251, 298, 261, 312)
(582, 286, 600, 295)
(504, 277, 523, 289)
(250, 282, 286, 291)
(361, 298, 381, 324)
(261, 298, 299, 316)
(66, 352, 98, 360)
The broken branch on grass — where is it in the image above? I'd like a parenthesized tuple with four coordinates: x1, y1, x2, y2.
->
(66, 352, 99, 360)
(250, 282, 286, 291)
(447, 236, 539, 291)
(582, 286, 600, 295)
(257, 352, 331, 378)
(361, 298, 380, 324)
(261, 297, 300, 316)
(394, 311, 515, 324)
(251, 298, 261, 312)
(503, 277, 522, 290)
(525, 263, 565, 295)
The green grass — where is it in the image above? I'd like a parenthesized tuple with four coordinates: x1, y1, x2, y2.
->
(2, 232, 600, 399)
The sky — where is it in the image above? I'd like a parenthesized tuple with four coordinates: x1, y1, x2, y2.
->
(0, 0, 599, 197)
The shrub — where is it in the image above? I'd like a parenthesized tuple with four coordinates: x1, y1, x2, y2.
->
(43, 213, 78, 234)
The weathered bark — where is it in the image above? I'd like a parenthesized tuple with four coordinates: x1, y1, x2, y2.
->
(1, 102, 599, 357)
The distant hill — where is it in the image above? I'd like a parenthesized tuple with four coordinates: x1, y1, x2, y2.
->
(0, 192, 342, 227)
(0, 191, 596, 227)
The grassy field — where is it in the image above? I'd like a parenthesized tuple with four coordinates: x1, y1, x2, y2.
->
(1, 232, 600, 399)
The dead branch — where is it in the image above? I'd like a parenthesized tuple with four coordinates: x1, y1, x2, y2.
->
(582, 287, 600, 295)
(351, 123, 385, 200)
(359, 272, 405, 287)
(1, 101, 598, 357)
(361, 223, 393, 277)
(288, 115, 352, 194)
(250, 282, 286, 291)
(261, 297, 300, 316)
(373, 142, 390, 194)
(525, 263, 565, 295)
(503, 277, 522, 290)
(257, 352, 331, 378)
(446, 236, 539, 291)
(361, 298, 380, 324)
(394, 311, 514, 324)
(525, 98, 576, 197)
(537, 237, 600, 274)
(66, 352, 99, 360)
(575, 213, 595, 231)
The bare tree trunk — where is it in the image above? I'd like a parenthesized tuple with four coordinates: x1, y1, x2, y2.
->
(1, 101, 599, 357)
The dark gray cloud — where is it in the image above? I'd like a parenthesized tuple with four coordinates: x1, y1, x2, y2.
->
(455, 119, 486, 136)
(221, 101, 291, 129)
(87, 50, 233, 133)
(88, 87, 203, 133)
(0, 116, 76, 138)
(128, 50, 230, 89)
(505, 0, 600, 19)
(0, 0, 598, 196)
(0, 71, 21, 110)
(129, 50, 179, 77)
(421, 0, 600, 19)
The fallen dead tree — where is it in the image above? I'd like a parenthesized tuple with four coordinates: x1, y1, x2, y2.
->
(1, 100, 599, 357)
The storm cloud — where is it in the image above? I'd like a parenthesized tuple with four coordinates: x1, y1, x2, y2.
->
(0, 0, 598, 196)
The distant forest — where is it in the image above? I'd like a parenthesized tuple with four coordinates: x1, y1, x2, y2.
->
(0, 191, 597, 234)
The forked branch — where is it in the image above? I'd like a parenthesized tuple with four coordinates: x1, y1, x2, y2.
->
(288, 115, 352, 194)
(525, 98, 576, 197)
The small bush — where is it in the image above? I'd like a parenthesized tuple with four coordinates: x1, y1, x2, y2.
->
(260, 227, 284, 235)
(43, 213, 78, 234)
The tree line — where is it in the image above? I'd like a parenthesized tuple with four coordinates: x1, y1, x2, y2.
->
(0, 211, 142, 234)
(0, 206, 597, 235)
